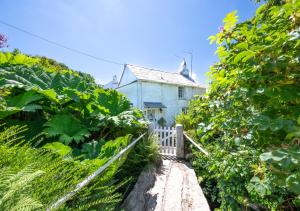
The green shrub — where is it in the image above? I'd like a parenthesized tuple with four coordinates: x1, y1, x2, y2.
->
(0, 124, 159, 210)
(0, 125, 125, 210)
(0, 51, 158, 210)
(180, 0, 300, 210)
(0, 51, 148, 154)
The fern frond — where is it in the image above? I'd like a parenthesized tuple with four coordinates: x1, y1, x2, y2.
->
(0, 166, 44, 210)
(75, 194, 121, 211)
(10, 196, 43, 211)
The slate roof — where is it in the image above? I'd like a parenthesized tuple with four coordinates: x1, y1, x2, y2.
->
(144, 102, 167, 108)
(126, 64, 205, 88)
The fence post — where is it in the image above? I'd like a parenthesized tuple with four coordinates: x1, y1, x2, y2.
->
(176, 124, 184, 158)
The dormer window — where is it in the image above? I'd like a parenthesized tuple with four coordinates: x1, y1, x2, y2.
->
(178, 86, 185, 99)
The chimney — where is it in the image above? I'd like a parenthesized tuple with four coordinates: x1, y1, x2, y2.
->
(112, 75, 118, 88)
(178, 59, 190, 78)
(112, 75, 118, 84)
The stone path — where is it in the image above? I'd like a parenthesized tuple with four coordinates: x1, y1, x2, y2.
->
(122, 157, 210, 211)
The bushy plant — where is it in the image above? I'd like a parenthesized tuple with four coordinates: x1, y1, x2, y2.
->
(0, 51, 158, 210)
(157, 117, 167, 127)
(0, 124, 159, 210)
(0, 51, 148, 151)
(180, 0, 300, 210)
(0, 125, 125, 210)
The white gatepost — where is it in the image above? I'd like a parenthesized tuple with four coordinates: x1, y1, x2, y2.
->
(176, 124, 184, 158)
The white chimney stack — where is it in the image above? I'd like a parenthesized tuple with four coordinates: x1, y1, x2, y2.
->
(104, 75, 119, 89)
(113, 75, 118, 84)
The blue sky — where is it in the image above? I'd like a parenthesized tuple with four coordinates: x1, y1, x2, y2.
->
(0, 0, 260, 85)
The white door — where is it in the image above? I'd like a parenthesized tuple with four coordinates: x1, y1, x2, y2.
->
(145, 109, 156, 125)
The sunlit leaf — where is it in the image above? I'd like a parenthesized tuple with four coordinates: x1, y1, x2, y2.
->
(44, 114, 90, 145)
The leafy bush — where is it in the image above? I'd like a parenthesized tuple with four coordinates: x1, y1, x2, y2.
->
(0, 124, 159, 210)
(0, 125, 124, 210)
(0, 51, 158, 210)
(0, 51, 148, 150)
(157, 117, 167, 127)
(179, 0, 300, 210)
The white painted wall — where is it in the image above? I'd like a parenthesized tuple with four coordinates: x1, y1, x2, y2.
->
(140, 82, 205, 126)
(118, 80, 205, 126)
(117, 65, 206, 126)
(117, 82, 139, 107)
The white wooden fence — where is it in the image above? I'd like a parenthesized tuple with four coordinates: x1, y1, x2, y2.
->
(153, 125, 183, 157)
(153, 124, 209, 159)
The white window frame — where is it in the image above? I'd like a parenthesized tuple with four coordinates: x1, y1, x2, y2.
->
(178, 86, 185, 99)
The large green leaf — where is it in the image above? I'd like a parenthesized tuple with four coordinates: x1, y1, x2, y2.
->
(44, 114, 90, 145)
(247, 176, 272, 197)
(0, 107, 22, 119)
(98, 135, 131, 159)
(35, 89, 60, 103)
(43, 142, 72, 156)
(286, 174, 300, 195)
(6, 90, 43, 108)
(79, 140, 105, 159)
(96, 89, 130, 116)
(0, 91, 44, 118)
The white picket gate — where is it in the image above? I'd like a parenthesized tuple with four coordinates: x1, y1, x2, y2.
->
(153, 126, 177, 156)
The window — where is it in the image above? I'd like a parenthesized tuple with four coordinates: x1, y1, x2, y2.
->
(178, 87, 185, 99)
(182, 107, 188, 114)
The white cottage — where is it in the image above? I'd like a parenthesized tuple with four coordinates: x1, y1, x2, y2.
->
(116, 61, 206, 126)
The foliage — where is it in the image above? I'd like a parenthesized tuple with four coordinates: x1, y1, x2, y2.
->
(0, 51, 148, 150)
(0, 51, 158, 210)
(180, 0, 300, 210)
(157, 117, 167, 127)
(0, 167, 44, 211)
(0, 125, 124, 210)
(0, 124, 158, 210)
(42, 142, 72, 156)
(175, 113, 188, 127)
(44, 114, 90, 145)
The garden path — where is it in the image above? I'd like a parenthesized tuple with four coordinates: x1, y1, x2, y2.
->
(122, 156, 210, 211)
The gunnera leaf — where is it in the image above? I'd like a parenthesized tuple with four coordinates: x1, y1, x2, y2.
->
(43, 114, 90, 145)
(43, 142, 72, 156)
(6, 90, 43, 108)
